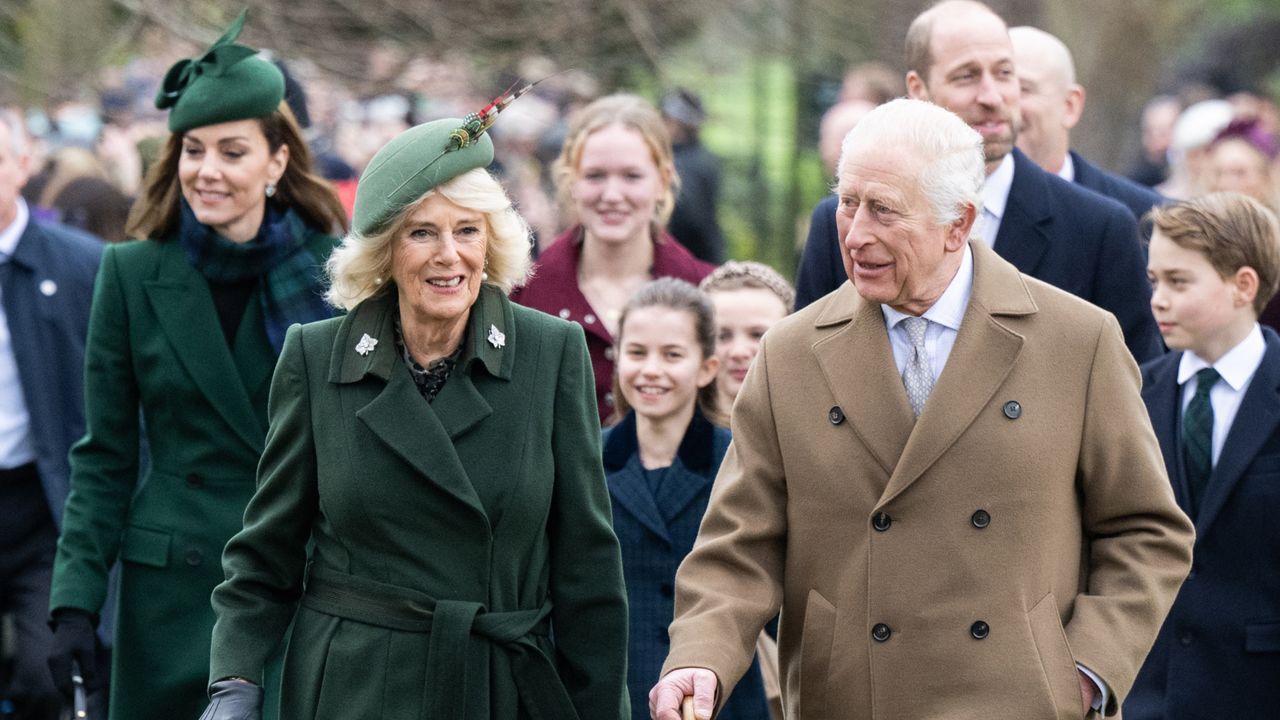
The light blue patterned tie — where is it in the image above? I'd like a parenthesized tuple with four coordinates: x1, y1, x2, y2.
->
(900, 316, 933, 416)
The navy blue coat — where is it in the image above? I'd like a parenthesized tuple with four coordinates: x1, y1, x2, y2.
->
(793, 149, 1164, 362)
(604, 411, 769, 720)
(1126, 327, 1280, 719)
(1070, 151, 1164, 241)
(2, 218, 101, 526)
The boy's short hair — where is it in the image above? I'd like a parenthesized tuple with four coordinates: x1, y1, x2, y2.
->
(1148, 192, 1280, 315)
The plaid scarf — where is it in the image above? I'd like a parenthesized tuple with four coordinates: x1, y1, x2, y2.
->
(178, 198, 332, 353)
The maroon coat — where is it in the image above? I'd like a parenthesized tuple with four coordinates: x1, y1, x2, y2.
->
(511, 226, 715, 425)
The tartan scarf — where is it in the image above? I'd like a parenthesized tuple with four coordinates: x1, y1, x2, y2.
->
(178, 198, 332, 353)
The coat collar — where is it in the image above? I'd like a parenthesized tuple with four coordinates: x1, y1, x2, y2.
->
(993, 148, 1053, 276)
(812, 241, 1034, 499)
(328, 283, 515, 385)
(142, 239, 267, 453)
(1197, 326, 1280, 534)
(602, 408, 717, 474)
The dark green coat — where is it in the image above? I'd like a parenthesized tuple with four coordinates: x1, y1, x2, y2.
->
(49, 230, 335, 720)
(209, 286, 630, 720)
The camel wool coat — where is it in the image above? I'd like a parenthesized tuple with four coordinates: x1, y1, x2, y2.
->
(662, 241, 1195, 719)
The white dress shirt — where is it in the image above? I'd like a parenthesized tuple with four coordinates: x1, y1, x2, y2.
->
(0, 197, 36, 468)
(1056, 152, 1076, 183)
(977, 153, 1015, 247)
(881, 244, 974, 380)
(1178, 324, 1266, 467)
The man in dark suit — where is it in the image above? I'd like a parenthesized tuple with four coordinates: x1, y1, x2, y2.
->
(1009, 25, 1164, 235)
(796, 1, 1163, 363)
(1128, 193, 1280, 719)
(0, 113, 103, 718)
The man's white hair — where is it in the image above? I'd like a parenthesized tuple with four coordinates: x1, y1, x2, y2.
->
(837, 97, 985, 226)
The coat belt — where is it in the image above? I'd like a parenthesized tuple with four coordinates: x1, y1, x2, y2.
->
(302, 566, 580, 720)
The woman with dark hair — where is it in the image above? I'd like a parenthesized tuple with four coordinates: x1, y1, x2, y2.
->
(45, 13, 347, 720)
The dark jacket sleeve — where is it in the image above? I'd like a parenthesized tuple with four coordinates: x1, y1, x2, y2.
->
(547, 322, 630, 719)
(209, 322, 319, 684)
(1088, 206, 1165, 363)
(794, 195, 844, 311)
(49, 243, 140, 616)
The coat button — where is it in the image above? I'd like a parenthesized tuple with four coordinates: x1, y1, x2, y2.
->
(604, 346, 616, 361)
(558, 308, 571, 319)
(660, 582, 674, 597)
(185, 473, 203, 489)
(603, 392, 614, 407)
(1002, 400, 1022, 419)
(1178, 631, 1193, 646)
(970, 620, 990, 639)
(971, 509, 991, 529)
(185, 549, 203, 566)
(829, 406, 845, 425)
(584, 313, 597, 324)
(872, 512, 892, 531)
(872, 623, 892, 642)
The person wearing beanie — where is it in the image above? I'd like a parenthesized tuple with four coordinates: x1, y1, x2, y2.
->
(45, 11, 347, 720)
(201, 108, 629, 718)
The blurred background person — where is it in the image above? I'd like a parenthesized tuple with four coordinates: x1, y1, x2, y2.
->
(1160, 98, 1234, 199)
(46, 14, 347, 720)
(662, 88, 726, 264)
(699, 261, 794, 426)
(49, 176, 133, 243)
(0, 109, 105, 720)
(512, 93, 714, 425)
(1207, 117, 1279, 208)
(204, 113, 628, 720)
(1010, 25, 1163, 237)
(1128, 95, 1183, 188)
(602, 277, 770, 720)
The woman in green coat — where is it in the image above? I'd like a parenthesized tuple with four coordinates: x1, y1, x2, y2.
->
(45, 13, 348, 720)
(200, 113, 630, 720)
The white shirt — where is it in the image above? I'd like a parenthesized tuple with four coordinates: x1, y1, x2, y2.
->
(0, 197, 36, 469)
(1057, 152, 1076, 183)
(977, 154, 1015, 247)
(1178, 324, 1266, 467)
(880, 243, 974, 379)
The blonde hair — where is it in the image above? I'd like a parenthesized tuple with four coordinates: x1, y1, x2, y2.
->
(699, 260, 796, 312)
(325, 167, 532, 310)
(551, 93, 679, 228)
(1149, 192, 1280, 315)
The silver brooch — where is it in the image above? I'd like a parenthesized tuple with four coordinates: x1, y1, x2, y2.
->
(355, 333, 378, 356)
(487, 324, 506, 349)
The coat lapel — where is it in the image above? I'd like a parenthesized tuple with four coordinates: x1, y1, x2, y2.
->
(993, 149, 1052, 276)
(1197, 333, 1280, 533)
(143, 242, 263, 453)
(1141, 352, 1190, 510)
(607, 455, 672, 545)
(654, 458, 712, 525)
(881, 243, 1032, 505)
(812, 284, 916, 477)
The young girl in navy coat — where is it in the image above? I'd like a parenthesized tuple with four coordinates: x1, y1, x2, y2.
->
(603, 277, 770, 720)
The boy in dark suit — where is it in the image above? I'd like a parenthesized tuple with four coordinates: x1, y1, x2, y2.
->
(1127, 192, 1280, 719)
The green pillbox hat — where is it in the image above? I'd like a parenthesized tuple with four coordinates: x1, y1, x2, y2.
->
(155, 10, 284, 133)
(352, 117, 495, 237)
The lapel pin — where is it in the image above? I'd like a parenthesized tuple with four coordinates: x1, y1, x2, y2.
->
(355, 333, 378, 356)
(39, 279, 57, 296)
(488, 324, 506, 349)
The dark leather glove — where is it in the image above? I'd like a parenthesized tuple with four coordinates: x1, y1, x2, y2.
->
(46, 608, 99, 699)
(198, 679, 263, 720)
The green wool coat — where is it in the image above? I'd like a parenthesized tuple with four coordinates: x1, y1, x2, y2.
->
(49, 231, 336, 720)
(208, 285, 630, 720)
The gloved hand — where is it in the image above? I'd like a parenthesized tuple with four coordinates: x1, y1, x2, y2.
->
(197, 679, 263, 720)
(46, 608, 99, 699)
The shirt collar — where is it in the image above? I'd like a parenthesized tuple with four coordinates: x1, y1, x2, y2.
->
(1177, 323, 1266, 391)
(881, 243, 974, 332)
(0, 197, 30, 259)
(981, 153, 1015, 221)
(1057, 152, 1075, 183)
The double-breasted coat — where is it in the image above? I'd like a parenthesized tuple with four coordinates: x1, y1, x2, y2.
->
(1125, 328, 1280, 719)
(48, 230, 335, 720)
(208, 286, 630, 720)
(603, 410, 769, 720)
(662, 241, 1195, 719)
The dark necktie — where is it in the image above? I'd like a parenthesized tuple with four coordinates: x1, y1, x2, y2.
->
(1183, 367, 1220, 515)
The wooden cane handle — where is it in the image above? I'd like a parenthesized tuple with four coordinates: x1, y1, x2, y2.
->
(681, 695, 697, 720)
